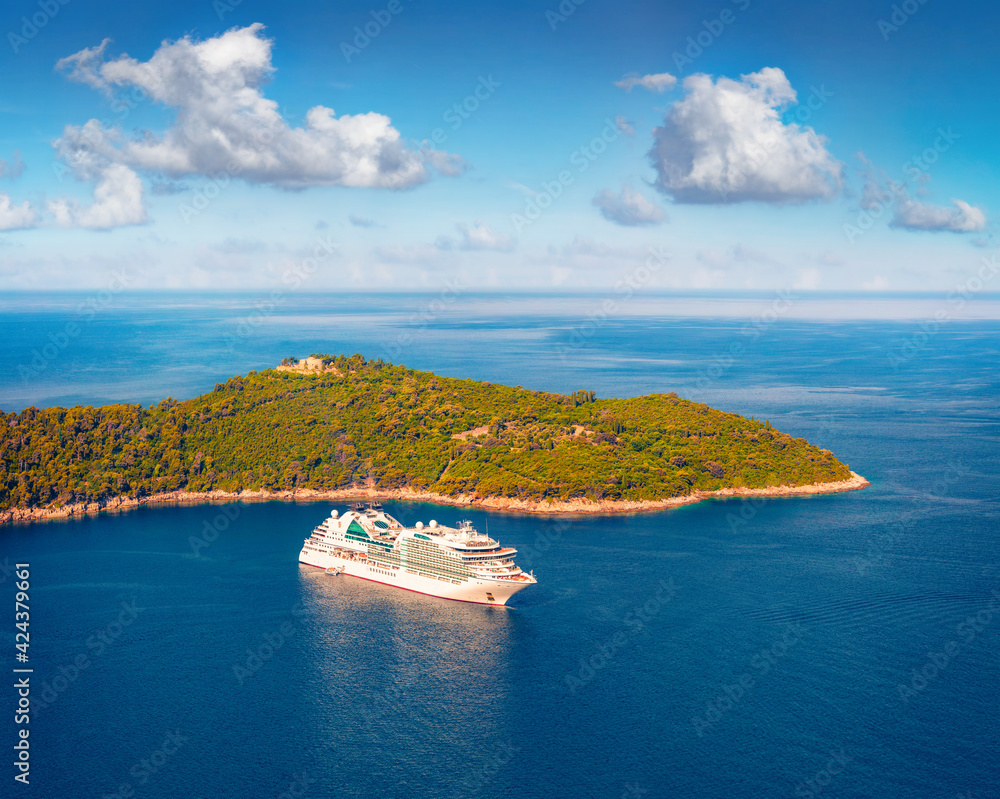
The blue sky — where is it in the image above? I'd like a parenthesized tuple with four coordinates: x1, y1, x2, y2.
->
(0, 0, 997, 291)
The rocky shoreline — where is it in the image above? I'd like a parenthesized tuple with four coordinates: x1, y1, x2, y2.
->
(0, 472, 870, 524)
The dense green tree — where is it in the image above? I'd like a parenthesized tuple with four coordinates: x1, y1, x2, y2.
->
(0, 355, 853, 512)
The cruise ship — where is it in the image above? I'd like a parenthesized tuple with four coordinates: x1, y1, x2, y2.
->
(299, 503, 537, 605)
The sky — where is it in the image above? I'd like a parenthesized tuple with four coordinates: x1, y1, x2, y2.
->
(0, 0, 997, 292)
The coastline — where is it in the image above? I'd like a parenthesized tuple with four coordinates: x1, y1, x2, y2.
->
(0, 472, 870, 524)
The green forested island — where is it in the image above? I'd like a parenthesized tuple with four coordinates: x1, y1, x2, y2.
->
(0, 354, 858, 516)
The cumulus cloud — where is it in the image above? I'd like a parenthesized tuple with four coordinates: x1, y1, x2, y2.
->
(0, 151, 25, 180)
(648, 67, 842, 204)
(349, 214, 378, 228)
(0, 194, 38, 230)
(592, 186, 665, 226)
(54, 24, 461, 190)
(615, 72, 677, 93)
(854, 154, 986, 234)
(891, 194, 986, 233)
(455, 220, 514, 251)
(48, 164, 147, 230)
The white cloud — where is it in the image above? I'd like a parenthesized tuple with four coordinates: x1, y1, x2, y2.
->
(504, 181, 538, 198)
(349, 214, 379, 228)
(593, 186, 665, 226)
(550, 266, 572, 286)
(861, 275, 889, 290)
(0, 193, 38, 230)
(54, 24, 461, 190)
(694, 244, 775, 271)
(614, 72, 677, 93)
(817, 251, 844, 266)
(648, 67, 842, 204)
(614, 115, 635, 136)
(696, 249, 730, 270)
(853, 153, 986, 234)
(732, 243, 770, 263)
(793, 267, 823, 290)
(456, 220, 515, 251)
(891, 195, 986, 233)
(0, 151, 25, 180)
(48, 164, 147, 230)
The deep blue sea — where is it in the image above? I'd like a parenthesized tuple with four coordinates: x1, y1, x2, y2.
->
(1, 293, 998, 799)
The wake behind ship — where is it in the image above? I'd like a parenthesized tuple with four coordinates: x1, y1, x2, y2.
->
(299, 503, 537, 605)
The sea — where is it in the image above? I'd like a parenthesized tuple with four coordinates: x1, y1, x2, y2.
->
(1, 292, 998, 799)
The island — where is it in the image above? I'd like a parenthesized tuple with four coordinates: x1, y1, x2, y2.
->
(0, 354, 867, 522)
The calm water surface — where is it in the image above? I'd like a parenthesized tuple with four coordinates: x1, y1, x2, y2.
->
(1, 294, 997, 798)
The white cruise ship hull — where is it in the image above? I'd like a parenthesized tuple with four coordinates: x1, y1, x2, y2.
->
(299, 547, 532, 606)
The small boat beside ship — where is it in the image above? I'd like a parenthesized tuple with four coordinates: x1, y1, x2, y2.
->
(299, 502, 536, 605)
